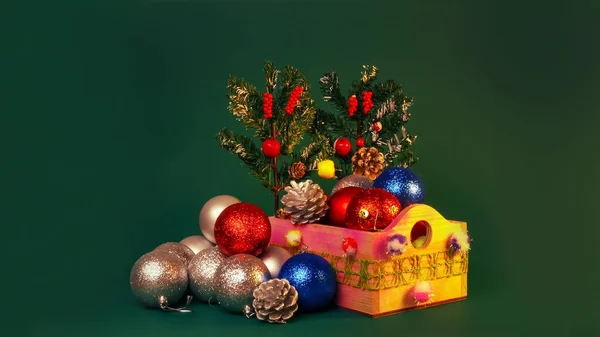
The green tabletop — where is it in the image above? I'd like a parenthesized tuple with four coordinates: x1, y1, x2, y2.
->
(2, 0, 598, 336)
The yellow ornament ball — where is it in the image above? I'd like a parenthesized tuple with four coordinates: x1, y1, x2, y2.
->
(317, 160, 336, 179)
(285, 230, 302, 247)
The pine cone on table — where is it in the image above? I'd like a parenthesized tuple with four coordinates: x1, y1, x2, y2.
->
(288, 162, 306, 180)
(252, 278, 299, 324)
(352, 147, 386, 180)
(281, 180, 329, 225)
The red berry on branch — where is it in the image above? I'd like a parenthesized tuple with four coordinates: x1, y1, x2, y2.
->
(373, 121, 382, 131)
(356, 137, 365, 148)
(263, 92, 273, 119)
(334, 137, 352, 157)
(261, 138, 281, 158)
(348, 95, 358, 116)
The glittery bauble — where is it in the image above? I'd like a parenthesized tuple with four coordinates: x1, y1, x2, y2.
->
(260, 246, 292, 278)
(345, 188, 402, 231)
(214, 254, 271, 314)
(187, 246, 227, 302)
(153, 242, 195, 266)
(180, 235, 214, 255)
(327, 186, 363, 226)
(130, 251, 188, 308)
(331, 174, 374, 195)
(278, 252, 337, 312)
(373, 167, 425, 207)
(199, 195, 241, 243)
(214, 202, 271, 257)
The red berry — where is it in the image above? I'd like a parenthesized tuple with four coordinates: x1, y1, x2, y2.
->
(334, 137, 352, 157)
(356, 137, 365, 147)
(261, 138, 281, 157)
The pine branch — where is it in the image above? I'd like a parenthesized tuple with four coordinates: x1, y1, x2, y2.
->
(263, 61, 280, 94)
(216, 128, 271, 188)
(226, 76, 263, 130)
(360, 65, 378, 85)
(319, 71, 348, 113)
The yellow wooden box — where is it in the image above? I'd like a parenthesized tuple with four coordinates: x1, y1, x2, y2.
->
(268, 203, 469, 317)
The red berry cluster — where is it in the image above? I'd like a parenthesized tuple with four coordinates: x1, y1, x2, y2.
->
(285, 86, 304, 114)
(362, 91, 373, 114)
(348, 95, 358, 116)
(263, 92, 273, 119)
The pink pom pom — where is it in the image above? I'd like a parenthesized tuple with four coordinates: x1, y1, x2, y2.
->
(412, 281, 434, 303)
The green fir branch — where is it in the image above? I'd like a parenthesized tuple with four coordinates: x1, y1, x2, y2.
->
(319, 71, 348, 113)
(216, 128, 271, 188)
(360, 65, 378, 85)
(263, 61, 280, 94)
(226, 76, 263, 130)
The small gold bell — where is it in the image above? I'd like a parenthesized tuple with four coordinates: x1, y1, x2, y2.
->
(358, 208, 369, 219)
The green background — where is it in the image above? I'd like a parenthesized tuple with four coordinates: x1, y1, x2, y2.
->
(2, 0, 598, 336)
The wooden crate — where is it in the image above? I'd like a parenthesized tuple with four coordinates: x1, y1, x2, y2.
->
(269, 203, 469, 317)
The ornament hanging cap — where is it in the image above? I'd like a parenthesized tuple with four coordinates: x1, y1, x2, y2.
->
(159, 295, 193, 313)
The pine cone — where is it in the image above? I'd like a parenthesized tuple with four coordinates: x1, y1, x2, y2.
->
(281, 180, 329, 225)
(288, 162, 306, 180)
(252, 278, 299, 324)
(352, 147, 386, 180)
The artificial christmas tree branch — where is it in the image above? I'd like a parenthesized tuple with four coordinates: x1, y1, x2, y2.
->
(316, 65, 419, 179)
(218, 61, 329, 214)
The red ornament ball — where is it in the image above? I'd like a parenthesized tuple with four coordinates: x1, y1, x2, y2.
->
(327, 186, 363, 226)
(334, 137, 352, 157)
(214, 202, 272, 256)
(345, 188, 402, 231)
(355, 137, 365, 148)
(261, 138, 281, 158)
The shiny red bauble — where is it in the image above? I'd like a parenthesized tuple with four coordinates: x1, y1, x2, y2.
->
(355, 137, 365, 148)
(334, 137, 352, 157)
(327, 186, 363, 226)
(345, 188, 402, 231)
(214, 202, 272, 256)
(261, 138, 281, 158)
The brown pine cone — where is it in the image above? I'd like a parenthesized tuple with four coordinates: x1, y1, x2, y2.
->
(252, 278, 299, 324)
(352, 147, 386, 180)
(288, 162, 306, 180)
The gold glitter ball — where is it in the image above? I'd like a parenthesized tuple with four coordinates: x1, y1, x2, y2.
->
(214, 254, 271, 314)
(130, 251, 189, 308)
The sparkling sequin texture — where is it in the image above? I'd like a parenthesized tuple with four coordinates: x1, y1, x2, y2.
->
(187, 246, 227, 302)
(214, 254, 271, 314)
(130, 251, 188, 308)
(213, 202, 271, 256)
(278, 252, 337, 312)
(345, 188, 402, 231)
(373, 167, 425, 207)
(153, 242, 195, 266)
(331, 174, 374, 195)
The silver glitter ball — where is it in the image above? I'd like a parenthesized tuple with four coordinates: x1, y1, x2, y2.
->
(180, 235, 215, 254)
(331, 174, 374, 195)
(153, 242, 195, 266)
(187, 246, 227, 302)
(214, 254, 271, 314)
(130, 251, 188, 308)
(260, 245, 292, 278)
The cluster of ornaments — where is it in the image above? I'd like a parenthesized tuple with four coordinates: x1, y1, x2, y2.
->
(130, 195, 337, 324)
(281, 167, 425, 231)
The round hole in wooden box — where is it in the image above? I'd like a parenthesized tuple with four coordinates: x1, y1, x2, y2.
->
(410, 220, 431, 248)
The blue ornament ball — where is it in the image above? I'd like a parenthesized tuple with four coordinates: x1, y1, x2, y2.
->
(373, 167, 425, 206)
(278, 252, 337, 312)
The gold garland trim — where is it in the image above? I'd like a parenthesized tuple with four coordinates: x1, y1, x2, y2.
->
(272, 244, 468, 291)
